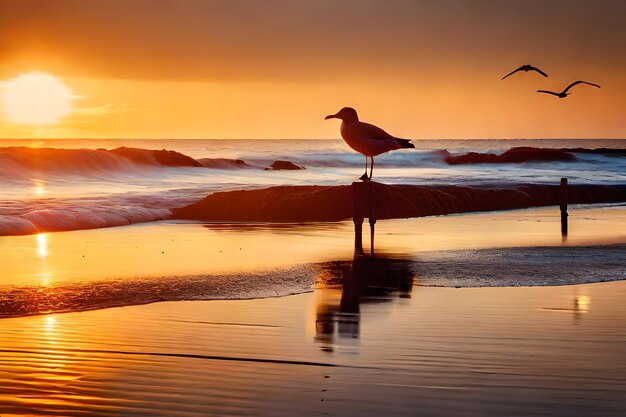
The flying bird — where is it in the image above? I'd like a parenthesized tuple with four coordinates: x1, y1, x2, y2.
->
(537, 81, 601, 98)
(325, 107, 414, 181)
(501, 64, 548, 80)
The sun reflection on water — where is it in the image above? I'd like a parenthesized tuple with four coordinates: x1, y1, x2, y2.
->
(37, 233, 48, 258)
(32, 178, 47, 195)
(44, 315, 57, 335)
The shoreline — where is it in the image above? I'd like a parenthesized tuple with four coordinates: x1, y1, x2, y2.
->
(2, 269, 625, 321)
(1, 140, 624, 237)
(1, 203, 625, 317)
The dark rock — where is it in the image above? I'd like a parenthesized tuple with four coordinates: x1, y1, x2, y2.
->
(444, 147, 575, 165)
(197, 158, 251, 169)
(110, 147, 202, 167)
(562, 148, 626, 157)
(264, 160, 306, 170)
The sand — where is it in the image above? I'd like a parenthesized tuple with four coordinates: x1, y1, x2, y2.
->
(1, 281, 625, 416)
(3, 204, 626, 288)
(1, 204, 626, 416)
(172, 182, 626, 223)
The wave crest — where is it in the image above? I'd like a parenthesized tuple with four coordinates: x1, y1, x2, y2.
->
(0, 207, 172, 235)
(0, 146, 250, 180)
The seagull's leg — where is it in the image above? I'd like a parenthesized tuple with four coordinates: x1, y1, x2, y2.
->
(369, 157, 374, 180)
(360, 156, 369, 181)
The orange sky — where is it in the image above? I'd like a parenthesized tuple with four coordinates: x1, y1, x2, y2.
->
(0, 0, 625, 139)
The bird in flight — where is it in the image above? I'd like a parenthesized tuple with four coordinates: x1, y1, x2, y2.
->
(501, 64, 548, 80)
(325, 107, 414, 181)
(537, 81, 601, 98)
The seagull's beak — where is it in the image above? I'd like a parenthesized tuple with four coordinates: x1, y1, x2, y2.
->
(325, 114, 338, 120)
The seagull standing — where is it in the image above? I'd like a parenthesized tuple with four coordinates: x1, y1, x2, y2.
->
(501, 64, 548, 80)
(325, 107, 415, 181)
(537, 81, 601, 98)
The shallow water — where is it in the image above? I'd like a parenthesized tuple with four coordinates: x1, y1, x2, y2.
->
(1, 204, 625, 317)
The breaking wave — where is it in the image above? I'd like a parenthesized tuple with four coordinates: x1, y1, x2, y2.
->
(1, 143, 625, 236)
(0, 206, 172, 235)
(1, 145, 625, 177)
(0, 146, 252, 180)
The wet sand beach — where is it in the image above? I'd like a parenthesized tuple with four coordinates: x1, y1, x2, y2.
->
(2, 0, 626, 414)
(1, 280, 625, 416)
(1, 204, 625, 416)
(1, 204, 625, 316)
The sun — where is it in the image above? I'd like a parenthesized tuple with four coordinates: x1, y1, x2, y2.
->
(2, 72, 74, 125)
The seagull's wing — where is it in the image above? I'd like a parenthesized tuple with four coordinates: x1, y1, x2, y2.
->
(563, 80, 601, 94)
(529, 66, 549, 77)
(356, 122, 398, 141)
(537, 90, 561, 96)
(501, 66, 525, 80)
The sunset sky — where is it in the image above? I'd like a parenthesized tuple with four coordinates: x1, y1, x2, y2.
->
(0, 0, 625, 139)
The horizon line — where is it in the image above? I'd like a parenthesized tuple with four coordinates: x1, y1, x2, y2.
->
(1, 137, 625, 141)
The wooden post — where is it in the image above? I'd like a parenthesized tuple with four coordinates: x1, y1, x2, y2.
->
(354, 216, 363, 251)
(368, 181, 376, 256)
(560, 178, 568, 236)
(352, 182, 368, 252)
(352, 181, 376, 255)
(369, 217, 376, 257)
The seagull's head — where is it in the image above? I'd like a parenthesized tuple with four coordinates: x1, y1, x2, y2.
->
(325, 107, 358, 123)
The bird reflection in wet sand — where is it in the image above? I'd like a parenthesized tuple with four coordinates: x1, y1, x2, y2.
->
(314, 253, 415, 351)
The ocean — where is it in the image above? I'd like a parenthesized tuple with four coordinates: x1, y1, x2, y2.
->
(1, 138, 625, 236)
(0, 138, 625, 317)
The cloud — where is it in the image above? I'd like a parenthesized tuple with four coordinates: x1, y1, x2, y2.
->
(1, 0, 625, 81)
(72, 102, 136, 116)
